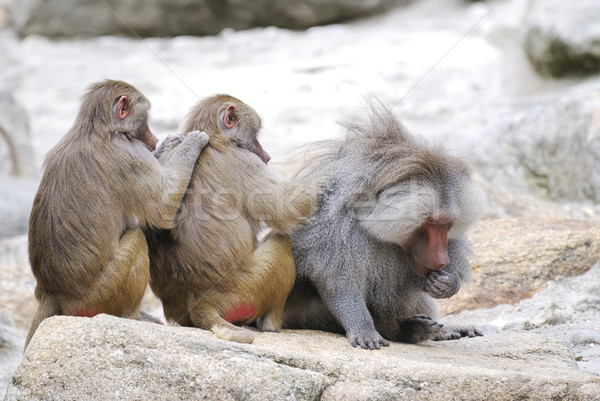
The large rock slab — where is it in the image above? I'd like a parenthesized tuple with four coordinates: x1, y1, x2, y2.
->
(15, 0, 408, 38)
(441, 263, 600, 375)
(525, 0, 600, 77)
(439, 218, 600, 314)
(5, 314, 600, 401)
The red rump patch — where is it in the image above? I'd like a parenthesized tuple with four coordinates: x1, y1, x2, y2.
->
(73, 308, 102, 318)
(224, 303, 255, 323)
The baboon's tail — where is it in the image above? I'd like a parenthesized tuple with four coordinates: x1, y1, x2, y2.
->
(212, 324, 256, 344)
(24, 295, 60, 351)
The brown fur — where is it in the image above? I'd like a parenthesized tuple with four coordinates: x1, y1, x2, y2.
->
(147, 94, 316, 343)
(25, 80, 208, 349)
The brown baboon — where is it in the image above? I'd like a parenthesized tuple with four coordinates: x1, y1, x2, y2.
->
(283, 101, 485, 349)
(147, 94, 317, 343)
(25, 80, 209, 349)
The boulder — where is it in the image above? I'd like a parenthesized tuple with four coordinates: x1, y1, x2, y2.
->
(439, 218, 600, 314)
(512, 83, 600, 201)
(5, 314, 600, 400)
(472, 79, 600, 203)
(14, 0, 409, 38)
(525, 0, 600, 77)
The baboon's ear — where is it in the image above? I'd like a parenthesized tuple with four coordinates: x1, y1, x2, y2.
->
(223, 105, 237, 129)
(116, 96, 129, 119)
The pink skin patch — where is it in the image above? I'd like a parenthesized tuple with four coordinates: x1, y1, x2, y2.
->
(72, 308, 102, 318)
(224, 303, 255, 323)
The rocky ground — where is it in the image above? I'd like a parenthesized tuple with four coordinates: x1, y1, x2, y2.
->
(5, 314, 600, 401)
(1, 0, 600, 398)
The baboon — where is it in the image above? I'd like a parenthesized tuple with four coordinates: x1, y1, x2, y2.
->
(147, 94, 317, 343)
(283, 102, 485, 349)
(25, 80, 209, 349)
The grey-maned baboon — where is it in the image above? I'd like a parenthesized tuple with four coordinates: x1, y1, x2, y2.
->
(283, 102, 485, 349)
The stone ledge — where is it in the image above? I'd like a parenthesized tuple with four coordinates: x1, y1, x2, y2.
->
(6, 315, 600, 401)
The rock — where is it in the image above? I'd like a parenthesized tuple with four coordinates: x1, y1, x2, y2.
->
(474, 79, 600, 203)
(440, 263, 600, 374)
(5, 314, 600, 400)
(14, 0, 408, 38)
(525, 0, 600, 77)
(511, 82, 600, 201)
(471, 174, 569, 219)
(0, 314, 18, 351)
(0, 91, 35, 178)
(0, 236, 35, 330)
(0, 312, 25, 397)
(438, 218, 600, 314)
(572, 330, 600, 346)
(524, 303, 570, 329)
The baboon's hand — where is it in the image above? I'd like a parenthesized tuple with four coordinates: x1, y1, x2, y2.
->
(398, 315, 443, 343)
(425, 269, 461, 299)
(434, 325, 483, 341)
(185, 130, 210, 149)
(346, 328, 389, 350)
(153, 134, 184, 160)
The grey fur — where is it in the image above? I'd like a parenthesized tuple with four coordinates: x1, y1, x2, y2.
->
(283, 101, 485, 349)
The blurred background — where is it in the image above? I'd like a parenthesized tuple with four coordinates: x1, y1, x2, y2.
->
(1, 0, 600, 393)
(1, 0, 599, 228)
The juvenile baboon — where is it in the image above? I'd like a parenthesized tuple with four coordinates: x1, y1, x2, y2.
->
(283, 102, 485, 349)
(147, 94, 317, 343)
(25, 80, 209, 349)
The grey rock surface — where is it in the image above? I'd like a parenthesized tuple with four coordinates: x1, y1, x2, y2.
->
(472, 79, 600, 203)
(5, 314, 600, 401)
(442, 262, 600, 376)
(525, 0, 600, 77)
(509, 83, 600, 201)
(14, 0, 408, 38)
